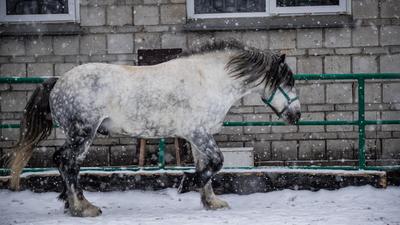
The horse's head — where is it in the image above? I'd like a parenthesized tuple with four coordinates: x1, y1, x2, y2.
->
(261, 54, 301, 125)
(218, 40, 301, 123)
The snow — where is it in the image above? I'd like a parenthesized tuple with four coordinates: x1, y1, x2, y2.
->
(12, 167, 385, 179)
(1, 186, 399, 225)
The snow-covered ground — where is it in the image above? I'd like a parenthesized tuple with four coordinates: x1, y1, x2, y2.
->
(1, 186, 399, 225)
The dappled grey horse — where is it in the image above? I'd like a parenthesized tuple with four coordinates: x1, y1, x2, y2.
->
(9, 40, 301, 217)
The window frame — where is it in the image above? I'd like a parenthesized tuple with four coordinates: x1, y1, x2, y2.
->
(187, 0, 350, 19)
(270, 0, 349, 15)
(186, 0, 270, 19)
(0, 0, 80, 23)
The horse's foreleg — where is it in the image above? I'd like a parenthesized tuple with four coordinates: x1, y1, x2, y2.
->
(54, 122, 102, 217)
(179, 128, 229, 209)
(200, 180, 230, 210)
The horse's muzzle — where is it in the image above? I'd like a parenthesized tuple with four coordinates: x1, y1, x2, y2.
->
(285, 110, 301, 125)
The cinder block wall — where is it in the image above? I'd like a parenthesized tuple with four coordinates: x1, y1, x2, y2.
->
(0, 0, 399, 168)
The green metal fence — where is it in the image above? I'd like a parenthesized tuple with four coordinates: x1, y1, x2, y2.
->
(1, 73, 400, 175)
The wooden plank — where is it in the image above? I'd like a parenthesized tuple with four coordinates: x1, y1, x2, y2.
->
(174, 138, 181, 166)
(138, 139, 146, 167)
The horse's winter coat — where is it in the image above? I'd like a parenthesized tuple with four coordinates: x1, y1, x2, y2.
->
(8, 40, 301, 217)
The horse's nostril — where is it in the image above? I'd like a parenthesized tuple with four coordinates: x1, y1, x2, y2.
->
(291, 111, 301, 124)
(296, 111, 301, 119)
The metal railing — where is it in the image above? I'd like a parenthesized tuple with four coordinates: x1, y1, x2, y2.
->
(1, 73, 400, 175)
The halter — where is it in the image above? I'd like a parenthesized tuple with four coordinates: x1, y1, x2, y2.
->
(261, 86, 299, 118)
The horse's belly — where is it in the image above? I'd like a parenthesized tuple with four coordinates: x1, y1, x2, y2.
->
(105, 109, 224, 138)
(105, 115, 181, 138)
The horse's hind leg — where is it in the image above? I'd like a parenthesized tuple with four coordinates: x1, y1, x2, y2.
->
(53, 119, 103, 217)
(53, 145, 70, 210)
(179, 128, 230, 209)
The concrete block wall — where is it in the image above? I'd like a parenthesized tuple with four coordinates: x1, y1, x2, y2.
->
(0, 0, 399, 168)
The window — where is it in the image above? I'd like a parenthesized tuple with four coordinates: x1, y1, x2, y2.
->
(187, 0, 350, 19)
(0, 0, 79, 23)
(187, 0, 270, 18)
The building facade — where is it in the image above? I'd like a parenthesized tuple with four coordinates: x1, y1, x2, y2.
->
(0, 0, 399, 168)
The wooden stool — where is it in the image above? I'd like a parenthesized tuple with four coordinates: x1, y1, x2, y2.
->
(138, 138, 182, 166)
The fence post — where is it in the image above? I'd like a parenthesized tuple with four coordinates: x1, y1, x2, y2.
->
(358, 78, 366, 170)
(159, 138, 165, 169)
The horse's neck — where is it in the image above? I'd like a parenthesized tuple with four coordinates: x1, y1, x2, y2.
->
(191, 52, 264, 105)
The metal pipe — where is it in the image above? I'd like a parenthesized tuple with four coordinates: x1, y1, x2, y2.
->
(223, 120, 359, 126)
(0, 77, 47, 83)
(1, 73, 400, 84)
(159, 138, 165, 169)
(358, 78, 366, 170)
(3, 119, 400, 128)
(294, 73, 400, 80)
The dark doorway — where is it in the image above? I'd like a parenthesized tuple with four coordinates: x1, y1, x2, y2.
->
(138, 48, 182, 66)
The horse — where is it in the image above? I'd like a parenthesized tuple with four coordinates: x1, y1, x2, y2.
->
(8, 40, 301, 217)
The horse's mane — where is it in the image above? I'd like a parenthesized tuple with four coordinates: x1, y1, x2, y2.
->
(180, 40, 294, 90)
(181, 40, 247, 56)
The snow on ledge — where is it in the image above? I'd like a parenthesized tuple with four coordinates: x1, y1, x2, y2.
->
(0, 167, 384, 179)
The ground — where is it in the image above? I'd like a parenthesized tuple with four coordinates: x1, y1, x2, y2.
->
(0, 186, 399, 225)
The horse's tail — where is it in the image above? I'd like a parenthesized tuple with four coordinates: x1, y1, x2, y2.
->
(8, 77, 58, 190)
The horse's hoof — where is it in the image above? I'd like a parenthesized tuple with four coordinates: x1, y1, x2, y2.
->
(81, 205, 102, 217)
(69, 201, 102, 217)
(70, 205, 102, 217)
(202, 198, 230, 210)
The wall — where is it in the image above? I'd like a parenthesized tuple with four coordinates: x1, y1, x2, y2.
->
(0, 0, 399, 168)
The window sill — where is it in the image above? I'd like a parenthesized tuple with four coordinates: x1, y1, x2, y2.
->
(184, 15, 354, 31)
(0, 23, 82, 36)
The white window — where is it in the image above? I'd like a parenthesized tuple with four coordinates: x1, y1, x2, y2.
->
(187, 0, 350, 19)
(187, 0, 270, 18)
(0, 0, 79, 23)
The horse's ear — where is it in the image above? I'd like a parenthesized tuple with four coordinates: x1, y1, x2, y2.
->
(280, 54, 286, 63)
